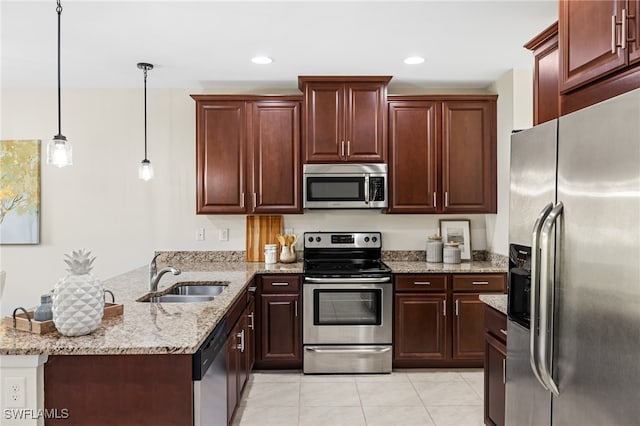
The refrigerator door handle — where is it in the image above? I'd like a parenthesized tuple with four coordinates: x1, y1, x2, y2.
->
(530, 202, 554, 390)
(538, 202, 563, 396)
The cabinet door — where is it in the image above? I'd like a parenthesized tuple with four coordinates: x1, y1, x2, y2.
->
(394, 293, 447, 361)
(559, 0, 627, 93)
(484, 333, 506, 426)
(388, 101, 439, 213)
(532, 29, 560, 125)
(259, 293, 301, 363)
(226, 327, 240, 424)
(441, 101, 496, 213)
(303, 82, 344, 162)
(452, 294, 485, 360)
(345, 82, 387, 162)
(245, 297, 256, 373)
(629, 0, 640, 65)
(249, 101, 302, 213)
(196, 101, 247, 213)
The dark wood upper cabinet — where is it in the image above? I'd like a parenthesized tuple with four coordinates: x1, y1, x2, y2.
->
(388, 96, 496, 214)
(299, 76, 391, 163)
(249, 101, 302, 213)
(192, 95, 302, 214)
(388, 100, 439, 213)
(525, 22, 560, 125)
(629, 1, 640, 65)
(559, 0, 627, 93)
(442, 100, 496, 213)
(195, 101, 247, 214)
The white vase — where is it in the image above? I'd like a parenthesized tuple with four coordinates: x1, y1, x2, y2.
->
(52, 250, 104, 337)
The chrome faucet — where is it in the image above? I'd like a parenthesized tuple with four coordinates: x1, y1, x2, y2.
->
(149, 253, 181, 292)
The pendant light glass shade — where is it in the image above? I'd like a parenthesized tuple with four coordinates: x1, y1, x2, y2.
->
(47, 136, 73, 167)
(137, 62, 154, 181)
(138, 159, 154, 181)
(48, 0, 72, 168)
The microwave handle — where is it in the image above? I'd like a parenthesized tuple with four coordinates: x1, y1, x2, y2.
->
(364, 175, 370, 203)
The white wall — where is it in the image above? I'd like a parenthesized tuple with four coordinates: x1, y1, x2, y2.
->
(0, 85, 522, 316)
(485, 69, 533, 256)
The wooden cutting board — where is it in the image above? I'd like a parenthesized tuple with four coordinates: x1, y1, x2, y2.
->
(245, 215, 283, 262)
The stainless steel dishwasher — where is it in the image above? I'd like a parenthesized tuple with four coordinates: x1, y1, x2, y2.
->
(193, 318, 227, 426)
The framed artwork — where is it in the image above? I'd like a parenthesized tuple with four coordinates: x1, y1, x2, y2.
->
(439, 219, 471, 260)
(0, 140, 41, 244)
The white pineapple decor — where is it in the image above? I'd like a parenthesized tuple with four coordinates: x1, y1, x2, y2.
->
(52, 249, 104, 337)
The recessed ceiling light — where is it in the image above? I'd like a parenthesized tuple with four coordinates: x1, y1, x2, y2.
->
(251, 56, 273, 65)
(404, 56, 425, 65)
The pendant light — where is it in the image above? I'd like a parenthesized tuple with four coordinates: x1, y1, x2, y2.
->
(137, 62, 154, 181)
(46, 0, 72, 167)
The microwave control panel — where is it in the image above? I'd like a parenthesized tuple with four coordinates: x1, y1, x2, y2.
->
(369, 177, 385, 201)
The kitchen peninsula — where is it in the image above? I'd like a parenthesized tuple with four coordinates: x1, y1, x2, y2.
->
(0, 253, 506, 425)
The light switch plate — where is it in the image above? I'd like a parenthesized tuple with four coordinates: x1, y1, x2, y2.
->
(218, 228, 229, 241)
(196, 228, 205, 241)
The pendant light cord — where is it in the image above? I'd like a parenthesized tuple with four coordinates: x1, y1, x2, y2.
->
(56, 0, 63, 138)
(143, 67, 148, 161)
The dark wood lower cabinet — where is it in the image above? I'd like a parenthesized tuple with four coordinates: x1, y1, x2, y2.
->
(394, 273, 506, 368)
(257, 293, 301, 367)
(44, 354, 193, 426)
(452, 293, 486, 360)
(394, 293, 447, 364)
(484, 304, 507, 426)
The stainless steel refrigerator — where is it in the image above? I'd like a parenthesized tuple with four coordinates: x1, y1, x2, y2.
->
(506, 89, 640, 425)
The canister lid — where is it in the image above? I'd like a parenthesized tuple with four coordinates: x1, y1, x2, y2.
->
(428, 235, 443, 241)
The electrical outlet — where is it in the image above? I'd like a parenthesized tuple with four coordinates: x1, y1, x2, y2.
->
(218, 228, 229, 241)
(196, 228, 205, 241)
(284, 228, 294, 235)
(4, 376, 26, 408)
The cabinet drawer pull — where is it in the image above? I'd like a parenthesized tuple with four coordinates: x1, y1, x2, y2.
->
(271, 282, 289, 286)
(455, 299, 459, 316)
(294, 300, 298, 317)
(237, 330, 245, 353)
(413, 281, 431, 285)
(443, 300, 446, 316)
(500, 328, 507, 337)
(472, 281, 489, 285)
(248, 312, 255, 330)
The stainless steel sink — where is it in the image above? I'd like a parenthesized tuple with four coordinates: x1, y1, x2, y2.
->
(137, 281, 229, 303)
(169, 282, 228, 296)
(141, 294, 216, 303)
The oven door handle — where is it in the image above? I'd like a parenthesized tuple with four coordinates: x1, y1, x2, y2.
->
(303, 277, 391, 284)
(305, 347, 391, 354)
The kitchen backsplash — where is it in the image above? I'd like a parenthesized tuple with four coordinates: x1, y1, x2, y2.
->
(156, 250, 508, 267)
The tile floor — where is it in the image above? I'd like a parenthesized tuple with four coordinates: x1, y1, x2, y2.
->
(232, 369, 484, 426)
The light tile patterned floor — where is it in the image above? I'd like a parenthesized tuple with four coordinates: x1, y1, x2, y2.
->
(233, 369, 484, 426)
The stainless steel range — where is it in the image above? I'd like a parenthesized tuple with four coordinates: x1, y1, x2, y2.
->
(302, 232, 392, 374)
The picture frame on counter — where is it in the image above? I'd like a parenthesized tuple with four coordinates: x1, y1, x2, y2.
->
(439, 219, 471, 260)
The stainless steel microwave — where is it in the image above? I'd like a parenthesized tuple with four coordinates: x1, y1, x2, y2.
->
(303, 164, 388, 209)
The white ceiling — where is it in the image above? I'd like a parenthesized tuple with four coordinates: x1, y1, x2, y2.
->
(1, 0, 557, 91)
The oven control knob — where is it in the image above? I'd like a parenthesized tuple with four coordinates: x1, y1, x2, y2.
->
(308, 237, 314, 243)
(364, 237, 370, 243)
(372, 236, 378, 243)
(316, 237, 321, 242)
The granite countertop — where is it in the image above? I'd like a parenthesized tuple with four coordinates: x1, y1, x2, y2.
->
(479, 294, 508, 315)
(1, 254, 507, 357)
(386, 260, 507, 274)
(0, 261, 302, 356)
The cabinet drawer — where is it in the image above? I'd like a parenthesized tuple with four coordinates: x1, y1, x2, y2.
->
(395, 274, 447, 292)
(484, 304, 507, 344)
(261, 275, 300, 293)
(453, 274, 505, 292)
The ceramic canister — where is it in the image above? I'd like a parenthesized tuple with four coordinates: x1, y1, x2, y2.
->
(426, 235, 444, 263)
(443, 242, 462, 264)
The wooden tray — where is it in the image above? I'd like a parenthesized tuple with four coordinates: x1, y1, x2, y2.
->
(2, 303, 124, 335)
(246, 215, 283, 261)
